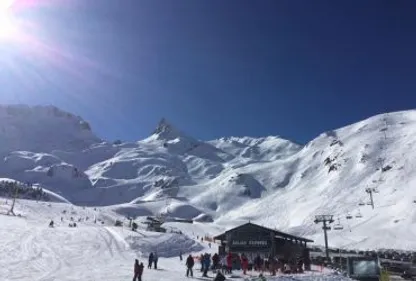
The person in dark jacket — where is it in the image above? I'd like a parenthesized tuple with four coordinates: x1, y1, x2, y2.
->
(133, 259, 140, 281)
(148, 252, 154, 269)
(200, 254, 204, 272)
(212, 253, 220, 271)
(186, 255, 194, 277)
(154, 252, 159, 269)
(137, 262, 144, 281)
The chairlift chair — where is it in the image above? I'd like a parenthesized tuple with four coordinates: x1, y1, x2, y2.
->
(355, 210, 363, 218)
(333, 218, 344, 230)
(346, 213, 353, 220)
(358, 201, 365, 206)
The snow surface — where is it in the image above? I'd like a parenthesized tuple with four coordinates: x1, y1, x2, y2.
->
(1, 105, 416, 251)
(0, 199, 353, 281)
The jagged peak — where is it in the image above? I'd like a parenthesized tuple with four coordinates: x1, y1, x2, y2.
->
(151, 118, 191, 141)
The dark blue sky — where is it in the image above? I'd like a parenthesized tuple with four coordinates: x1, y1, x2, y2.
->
(1, 0, 416, 143)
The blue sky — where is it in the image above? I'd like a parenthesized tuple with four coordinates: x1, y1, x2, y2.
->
(1, 0, 416, 144)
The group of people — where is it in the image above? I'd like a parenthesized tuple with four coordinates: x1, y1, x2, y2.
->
(185, 253, 225, 281)
(147, 252, 159, 269)
(196, 251, 305, 277)
(135, 251, 302, 280)
(251, 254, 305, 275)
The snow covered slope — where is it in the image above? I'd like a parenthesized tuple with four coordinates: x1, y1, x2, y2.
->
(1, 105, 416, 250)
(0, 199, 351, 280)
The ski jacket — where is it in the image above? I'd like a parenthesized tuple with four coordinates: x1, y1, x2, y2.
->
(138, 264, 144, 275)
(241, 257, 249, 269)
(186, 256, 195, 268)
(212, 254, 219, 264)
(226, 254, 233, 267)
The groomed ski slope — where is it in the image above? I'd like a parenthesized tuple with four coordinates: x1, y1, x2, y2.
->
(0, 200, 353, 281)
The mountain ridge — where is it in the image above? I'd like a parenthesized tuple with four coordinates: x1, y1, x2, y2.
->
(1, 104, 416, 249)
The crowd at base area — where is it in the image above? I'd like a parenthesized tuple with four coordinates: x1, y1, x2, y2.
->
(184, 252, 304, 280)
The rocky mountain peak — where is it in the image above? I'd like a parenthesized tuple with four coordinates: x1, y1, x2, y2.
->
(152, 118, 189, 141)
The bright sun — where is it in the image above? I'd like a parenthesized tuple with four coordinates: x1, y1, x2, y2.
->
(0, 0, 16, 38)
(0, 0, 13, 10)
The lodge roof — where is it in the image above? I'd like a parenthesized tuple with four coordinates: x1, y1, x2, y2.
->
(213, 222, 314, 243)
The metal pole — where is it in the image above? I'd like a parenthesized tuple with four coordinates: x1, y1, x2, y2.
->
(314, 215, 334, 263)
(323, 220, 330, 261)
(339, 248, 342, 271)
(370, 191, 374, 209)
(9, 185, 18, 215)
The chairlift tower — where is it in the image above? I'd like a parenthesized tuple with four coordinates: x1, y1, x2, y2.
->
(382, 115, 388, 141)
(314, 215, 334, 261)
(365, 187, 377, 209)
(7, 184, 19, 216)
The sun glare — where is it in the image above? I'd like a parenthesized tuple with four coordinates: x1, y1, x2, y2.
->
(0, 0, 13, 10)
(0, 0, 16, 39)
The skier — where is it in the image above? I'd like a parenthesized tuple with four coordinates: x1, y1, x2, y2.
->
(254, 255, 262, 271)
(208, 242, 211, 248)
(220, 255, 226, 274)
(154, 252, 159, 269)
(133, 259, 140, 281)
(241, 254, 249, 275)
(49, 220, 54, 227)
(179, 250, 183, 261)
(200, 254, 204, 272)
(212, 253, 220, 271)
(138, 262, 144, 281)
(226, 252, 233, 274)
(202, 253, 211, 277)
(186, 254, 194, 277)
(148, 252, 154, 269)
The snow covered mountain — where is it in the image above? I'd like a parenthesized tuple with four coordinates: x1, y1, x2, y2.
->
(1, 104, 416, 250)
(0, 105, 100, 155)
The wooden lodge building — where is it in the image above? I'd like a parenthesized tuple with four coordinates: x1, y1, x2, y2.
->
(213, 222, 313, 269)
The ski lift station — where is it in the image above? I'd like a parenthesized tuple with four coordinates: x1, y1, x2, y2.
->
(213, 222, 313, 269)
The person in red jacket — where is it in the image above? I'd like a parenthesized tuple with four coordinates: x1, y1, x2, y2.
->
(241, 255, 249, 275)
(226, 253, 233, 274)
